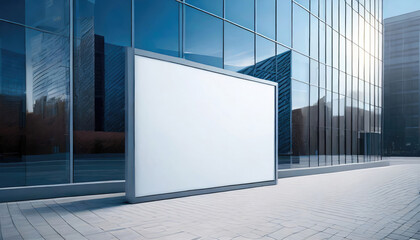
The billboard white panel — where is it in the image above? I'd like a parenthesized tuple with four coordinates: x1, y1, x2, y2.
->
(127, 51, 277, 202)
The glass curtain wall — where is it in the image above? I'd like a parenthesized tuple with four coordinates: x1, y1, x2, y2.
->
(73, 0, 130, 182)
(162, 0, 382, 168)
(0, 0, 383, 189)
(0, 0, 71, 188)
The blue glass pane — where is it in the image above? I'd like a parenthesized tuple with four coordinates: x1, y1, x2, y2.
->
(135, 0, 179, 57)
(275, 44, 292, 156)
(224, 23, 255, 73)
(257, 0, 275, 40)
(186, 0, 223, 16)
(0, 0, 24, 24)
(277, 0, 291, 46)
(311, 0, 319, 16)
(0, 0, 69, 35)
(26, 0, 70, 35)
(292, 52, 309, 83)
(185, 6, 223, 68)
(292, 80, 310, 166)
(310, 15, 318, 59)
(225, 0, 254, 30)
(74, 0, 130, 182)
(295, 0, 309, 9)
(255, 36, 276, 80)
(0, 21, 71, 187)
(293, 4, 309, 55)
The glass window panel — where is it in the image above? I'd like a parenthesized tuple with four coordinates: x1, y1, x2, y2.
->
(292, 80, 309, 168)
(339, 71, 346, 95)
(310, 59, 319, 86)
(340, 35, 346, 71)
(326, 26, 332, 66)
(276, 45, 292, 157)
(333, 93, 339, 130)
(339, 128, 345, 163)
(319, 22, 326, 63)
(226, 0, 254, 30)
(293, 4, 309, 55)
(333, 30, 339, 69)
(339, 0, 346, 33)
(333, 68, 339, 93)
(326, 65, 332, 90)
(135, 0, 179, 57)
(326, 127, 332, 165)
(277, 0, 292, 46)
(332, 0, 339, 30)
(296, 0, 309, 9)
(0, 21, 70, 187)
(332, 128, 339, 164)
(347, 39, 352, 75)
(319, 88, 326, 165)
(224, 22, 255, 73)
(310, 15, 319, 60)
(326, 0, 332, 26)
(186, 0, 223, 16)
(353, 10, 358, 45)
(311, 0, 319, 16)
(353, 45, 359, 77)
(326, 90, 332, 129)
(0, 0, 70, 34)
(257, 0, 275, 39)
(255, 36, 276, 80)
(352, 76, 358, 99)
(74, 0, 130, 182)
(310, 86, 318, 167)
(346, 3, 352, 39)
(319, 63, 326, 89)
(185, 6, 223, 68)
(319, 0, 325, 21)
(292, 52, 309, 83)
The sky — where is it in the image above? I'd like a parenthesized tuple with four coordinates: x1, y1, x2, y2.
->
(383, 0, 420, 19)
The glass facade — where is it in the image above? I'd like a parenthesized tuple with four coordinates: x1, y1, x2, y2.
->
(0, 0, 383, 189)
(384, 11, 420, 156)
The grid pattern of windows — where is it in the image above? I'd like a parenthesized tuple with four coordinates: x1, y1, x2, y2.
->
(0, 0, 384, 189)
(384, 11, 420, 156)
(147, 0, 383, 168)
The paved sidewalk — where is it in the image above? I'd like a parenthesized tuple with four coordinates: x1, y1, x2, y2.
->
(0, 163, 419, 240)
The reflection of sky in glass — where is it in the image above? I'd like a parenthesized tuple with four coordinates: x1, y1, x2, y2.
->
(186, 0, 223, 16)
(224, 23, 254, 72)
(75, 0, 131, 46)
(225, 0, 254, 30)
(135, 0, 179, 57)
(256, 0, 275, 39)
(384, 0, 420, 19)
(185, 6, 223, 68)
(292, 80, 309, 110)
(0, 0, 70, 35)
(292, 52, 309, 83)
(293, 4, 309, 55)
(277, 0, 291, 46)
(256, 36, 275, 63)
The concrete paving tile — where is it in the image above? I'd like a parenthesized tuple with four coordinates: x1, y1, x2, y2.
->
(1, 163, 420, 240)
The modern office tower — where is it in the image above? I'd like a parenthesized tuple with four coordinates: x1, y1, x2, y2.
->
(0, 0, 383, 201)
(384, 11, 420, 156)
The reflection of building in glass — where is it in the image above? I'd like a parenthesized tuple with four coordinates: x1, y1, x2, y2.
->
(239, 50, 292, 159)
(0, 0, 384, 199)
(73, 13, 125, 183)
(384, 11, 420, 156)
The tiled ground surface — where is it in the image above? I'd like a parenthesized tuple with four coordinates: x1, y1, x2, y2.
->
(1, 161, 419, 240)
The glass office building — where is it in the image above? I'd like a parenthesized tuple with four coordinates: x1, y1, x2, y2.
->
(0, 0, 382, 190)
(384, 11, 420, 156)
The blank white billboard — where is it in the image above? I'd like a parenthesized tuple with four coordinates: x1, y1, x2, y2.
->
(127, 52, 277, 202)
